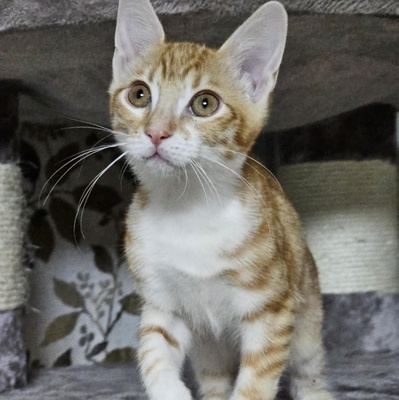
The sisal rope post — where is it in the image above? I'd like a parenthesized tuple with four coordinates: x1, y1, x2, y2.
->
(279, 160, 399, 294)
(0, 164, 26, 311)
(0, 81, 27, 392)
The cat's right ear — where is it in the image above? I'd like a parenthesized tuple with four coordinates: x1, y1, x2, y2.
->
(113, 0, 165, 82)
(219, 1, 287, 103)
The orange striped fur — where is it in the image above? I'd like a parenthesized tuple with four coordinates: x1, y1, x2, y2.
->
(109, 1, 335, 399)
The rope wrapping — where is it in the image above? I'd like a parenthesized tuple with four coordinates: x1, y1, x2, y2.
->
(0, 163, 26, 310)
(279, 160, 399, 294)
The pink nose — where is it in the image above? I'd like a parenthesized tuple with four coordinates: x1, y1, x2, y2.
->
(145, 128, 172, 146)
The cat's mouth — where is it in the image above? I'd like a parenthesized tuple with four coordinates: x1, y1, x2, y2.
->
(145, 151, 174, 167)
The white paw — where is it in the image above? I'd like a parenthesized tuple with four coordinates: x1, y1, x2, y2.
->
(294, 388, 336, 400)
(147, 378, 193, 400)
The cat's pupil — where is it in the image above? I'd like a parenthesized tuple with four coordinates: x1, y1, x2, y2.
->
(202, 98, 209, 108)
(137, 89, 144, 99)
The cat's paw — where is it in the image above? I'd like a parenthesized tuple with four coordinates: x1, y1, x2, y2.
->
(162, 385, 193, 400)
(147, 378, 193, 400)
(293, 388, 336, 400)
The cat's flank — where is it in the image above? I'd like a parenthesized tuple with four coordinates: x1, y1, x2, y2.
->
(109, 1, 335, 399)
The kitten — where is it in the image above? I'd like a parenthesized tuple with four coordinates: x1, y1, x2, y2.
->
(109, 1, 335, 399)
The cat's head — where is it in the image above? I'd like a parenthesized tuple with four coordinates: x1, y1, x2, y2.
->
(109, 0, 287, 180)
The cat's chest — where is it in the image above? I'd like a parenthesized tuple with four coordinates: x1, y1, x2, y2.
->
(127, 197, 263, 331)
(131, 198, 252, 277)
(153, 269, 238, 333)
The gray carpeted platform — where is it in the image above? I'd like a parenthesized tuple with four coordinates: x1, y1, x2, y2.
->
(1, 352, 398, 400)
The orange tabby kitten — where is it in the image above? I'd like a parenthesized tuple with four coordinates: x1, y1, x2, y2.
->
(109, 1, 335, 399)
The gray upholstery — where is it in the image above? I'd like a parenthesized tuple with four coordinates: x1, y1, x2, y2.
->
(0, 0, 398, 33)
(0, 1, 398, 130)
(0, 311, 26, 391)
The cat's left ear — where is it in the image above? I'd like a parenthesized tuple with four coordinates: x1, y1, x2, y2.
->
(219, 1, 288, 102)
(113, 0, 165, 81)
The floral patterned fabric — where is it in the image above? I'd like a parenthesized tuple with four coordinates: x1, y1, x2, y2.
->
(22, 105, 398, 368)
(22, 124, 139, 368)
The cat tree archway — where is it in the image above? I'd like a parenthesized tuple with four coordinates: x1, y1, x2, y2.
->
(0, 0, 398, 397)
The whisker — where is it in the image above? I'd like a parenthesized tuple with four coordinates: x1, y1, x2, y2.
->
(176, 165, 189, 201)
(199, 155, 258, 197)
(202, 145, 284, 195)
(199, 154, 273, 236)
(62, 116, 118, 134)
(189, 160, 208, 204)
(75, 152, 128, 239)
(192, 159, 222, 205)
(58, 116, 130, 143)
(119, 159, 129, 187)
(243, 154, 283, 195)
(119, 155, 135, 189)
(40, 143, 124, 206)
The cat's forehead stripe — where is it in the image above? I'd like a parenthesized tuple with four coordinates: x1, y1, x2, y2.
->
(154, 42, 214, 83)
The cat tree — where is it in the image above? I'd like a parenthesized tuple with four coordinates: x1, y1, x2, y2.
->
(0, 0, 398, 398)
(0, 83, 27, 391)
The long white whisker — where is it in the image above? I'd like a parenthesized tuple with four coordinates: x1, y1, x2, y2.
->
(189, 161, 208, 204)
(119, 158, 129, 187)
(192, 159, 222, 206)
(243, 154, 283, 194)
(202, 144, 283, 195)
(119, 155, 135, 188)
(176, 165, 189, 201)
(62, 116, 119, 134)
(177, 165, 182, 183)
(75, 152, 127, 238)
(40, 143, 125, 206)
(60, 117, 129, 142)
(199, 154, 273, 235)
(198, 154, 266, 208)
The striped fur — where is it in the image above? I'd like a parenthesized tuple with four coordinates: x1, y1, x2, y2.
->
(109, 1, 335, 399)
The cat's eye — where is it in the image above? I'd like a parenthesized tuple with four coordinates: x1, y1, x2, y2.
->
(128, 82, 151, 108)
(190, 92, 220, 117)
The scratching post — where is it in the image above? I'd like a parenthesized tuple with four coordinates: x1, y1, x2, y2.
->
(0, 82, 27, 392)
(279, 160, 399, 294)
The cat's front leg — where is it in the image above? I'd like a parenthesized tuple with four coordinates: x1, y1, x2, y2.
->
(231, 293, 295, 400)
(138, 306, 193, 400)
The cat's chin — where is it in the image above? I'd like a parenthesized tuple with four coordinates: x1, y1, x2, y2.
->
(146, 153, 172, 165)
(137, 155, 178, 177)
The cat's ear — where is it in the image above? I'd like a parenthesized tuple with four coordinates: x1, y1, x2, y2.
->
(113, 0, 165, 81)
(220, 1, 287, 102)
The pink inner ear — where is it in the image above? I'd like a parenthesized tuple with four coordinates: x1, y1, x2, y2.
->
(239, 57, 274, 102)
(113, 0, 165, 81)
(219, 2, 287, 102)
(244, 60, 264, 92)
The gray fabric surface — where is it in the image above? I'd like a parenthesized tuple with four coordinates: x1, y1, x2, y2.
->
(0, 310, 27, 392)
(1, 352, 398, 400)
(0, 294, 397, 397)
(0, 0, 398, 33)
(0, 12, 398, 131)
(323, 294, 399, 355)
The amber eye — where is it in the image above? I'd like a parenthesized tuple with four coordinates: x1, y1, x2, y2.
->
(190, 92, 220, 117)
(128, 82, 151, 108)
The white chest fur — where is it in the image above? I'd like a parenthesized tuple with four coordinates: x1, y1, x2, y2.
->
(127, 196, 260, 333)
(132, 197, 251, 277)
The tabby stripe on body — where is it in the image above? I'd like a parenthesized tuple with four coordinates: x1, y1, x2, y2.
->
(109, 1, 335, 399)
